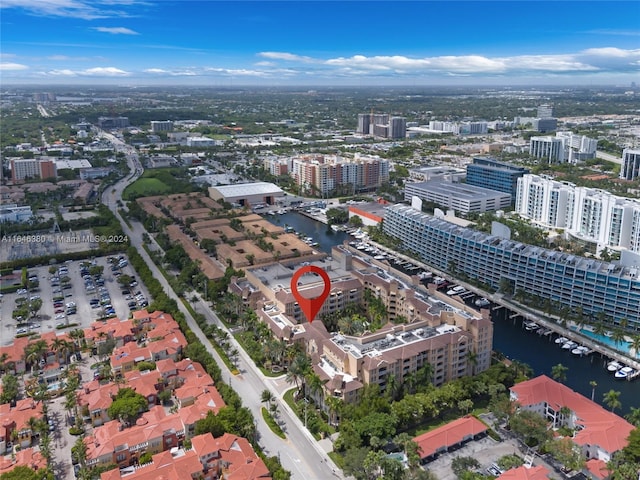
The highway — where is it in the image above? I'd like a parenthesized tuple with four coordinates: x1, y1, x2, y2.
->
(100, 134, 341, 480)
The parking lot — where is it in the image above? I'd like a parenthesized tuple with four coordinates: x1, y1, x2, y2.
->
(1, 254, 151, 346)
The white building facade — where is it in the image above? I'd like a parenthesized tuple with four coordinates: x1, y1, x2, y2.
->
(516, 174, 640, 253)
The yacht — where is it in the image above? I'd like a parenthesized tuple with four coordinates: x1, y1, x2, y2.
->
(562, 341, 578, 350)
(615, 366, 635, 379)
(524, 321, 539, 331)
(607, 360, 623, 372)
(475, 298, 490, 308)
(555, 336, 569, 345)
(571, 345, 590, 355)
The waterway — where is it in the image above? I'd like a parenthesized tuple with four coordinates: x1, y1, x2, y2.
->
(266, 212, 639, 415)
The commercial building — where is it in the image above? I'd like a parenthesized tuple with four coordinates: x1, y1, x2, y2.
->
(291, 154, 389, 196)
(466, 157, 529, 203)
(10, 158, 57, 182)
(80, 167, 112, 180)
(98, 117, 130, 129)
(404, 180, 512, 214)
(208, 182, 284, 207)
(150, 120, 174, 133)
(537, 104, 553, 118)
(529, 133, 598, 164)
(0, 203, 34, 223)
(348, 201, 388, 227)
(516, 174, 640, 253)
(620, 148, 640, 181)
(511, 376, 634, 463)
(186, 136, 221, 148)
(383, 204, 640, 328)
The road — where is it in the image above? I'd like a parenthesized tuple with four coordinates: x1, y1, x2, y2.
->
(101, 137, 341, 479)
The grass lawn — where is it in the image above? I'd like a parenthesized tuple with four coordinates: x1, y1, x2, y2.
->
(122, 178, 172, 200)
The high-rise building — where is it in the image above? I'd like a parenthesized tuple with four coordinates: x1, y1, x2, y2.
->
(10, 158, 57, 182)
(529, 136, 566, 163)
(356, 113, 405, 139)
(291, 154, 389, 195)
(150, 121, 174, 133)
(466, 157, 529, 203)
(515, 174, 640, 253)
(537, 104, 553, 118)
(620, 148, 640, 181)
(389, 117, 407, 139)
(98, 117, 130, 129)
(383, 204, 640, 328)
(357, 114, 372, 135)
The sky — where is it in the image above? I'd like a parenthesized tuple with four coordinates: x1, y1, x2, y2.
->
(1, 0, 639, 86)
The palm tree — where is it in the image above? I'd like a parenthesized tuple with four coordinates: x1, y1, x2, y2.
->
(261, 389, 275, 409)
(551, 363, 568, 383)
(589, 380, 597, 402)
(325, 396, 343, 426)
(51, 338, 69, 364)
(603, 389, 622, 413)
(610, 329, 627, 348)
(630, 335, 640, 358)
(624, 407, 640, 427)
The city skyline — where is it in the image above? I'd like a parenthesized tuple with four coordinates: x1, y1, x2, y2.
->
(1, 0, 640, 86)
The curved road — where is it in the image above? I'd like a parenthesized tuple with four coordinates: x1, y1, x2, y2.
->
(100, 134, 341, 480)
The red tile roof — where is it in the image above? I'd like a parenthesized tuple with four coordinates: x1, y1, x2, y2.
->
(497, 465, 550, 480)
(511, 375, 634, 455)
(412, 415, 488, 459)
(585, 458, 610, 480)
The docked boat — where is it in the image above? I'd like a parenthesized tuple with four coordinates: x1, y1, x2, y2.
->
(331, 224, 340, 232)
(571, 345, 590, 355)
(614, 366, 635, 379)
(607, 360, 623, 372)
(555, 336, 569, 345)
(524, 321, 539, 331)
(475, 298, 490, 308)
(562, 341, 578, 350)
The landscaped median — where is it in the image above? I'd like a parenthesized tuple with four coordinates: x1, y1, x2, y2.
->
(261, 407, 286, 439)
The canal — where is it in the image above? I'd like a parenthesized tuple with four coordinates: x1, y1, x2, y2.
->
(267, 212, 639, 415)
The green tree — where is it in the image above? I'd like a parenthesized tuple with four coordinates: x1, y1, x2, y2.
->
(603, 389, 622, 413)
(509, 409, 551, 447)
(547, 438, 586, 472)
(107, 387, 148, 425)
(451, 456, 480, 478)
(551, 363, 568, 383)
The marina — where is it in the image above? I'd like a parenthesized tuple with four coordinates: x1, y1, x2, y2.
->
(265, 211, 640, 414)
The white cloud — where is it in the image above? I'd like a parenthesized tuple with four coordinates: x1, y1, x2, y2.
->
(144, 68, 167, 74)
(82, 66, 129, 76)
(259, 48, 640, 78)
(0, 0, 140, 20)
(0, 62, 28, 70)
(93, 26, 139, 35)
(259, 52, 315, 63)
(39, 66, 129, 77)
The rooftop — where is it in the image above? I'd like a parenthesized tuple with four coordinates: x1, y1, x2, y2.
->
(209, 181, 283, 197)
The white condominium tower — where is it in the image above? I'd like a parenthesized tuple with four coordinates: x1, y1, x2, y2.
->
(516, 174, 640, 253)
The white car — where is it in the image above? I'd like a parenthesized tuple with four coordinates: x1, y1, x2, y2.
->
(55, 313, 66, 320)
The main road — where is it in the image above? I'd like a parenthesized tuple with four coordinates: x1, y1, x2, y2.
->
(100, 135, 341, 480)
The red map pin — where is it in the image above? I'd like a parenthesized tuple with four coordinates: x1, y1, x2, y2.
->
(290, 265, 331, 324)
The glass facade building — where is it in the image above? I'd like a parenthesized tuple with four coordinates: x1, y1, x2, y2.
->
(466, 157, 529, 203)
(383, 205, 640, 329)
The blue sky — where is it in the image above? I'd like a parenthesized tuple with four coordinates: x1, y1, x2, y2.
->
(1, 1, 639, 86)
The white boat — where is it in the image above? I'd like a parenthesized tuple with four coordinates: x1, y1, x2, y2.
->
(475, 298, 490, 308)
(555, 336, 569, 344)
(562, 341, 577, 350)
(524, 321, 539, 331)
(607, 361, 623, 372)
(331, 225, 340, 232)
(614, 366, 635, 379)
(571, 346, 590, 355)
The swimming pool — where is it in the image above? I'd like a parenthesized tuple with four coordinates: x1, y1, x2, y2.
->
(572, 327, 637, 358)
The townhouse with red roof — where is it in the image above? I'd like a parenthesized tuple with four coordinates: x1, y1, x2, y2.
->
(99, 432, 271, 480)
(510, 376, 635, 463)
(0, 447, 47, 476)
(497, 465, 551, 480)
(0, 398, 44, 453)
